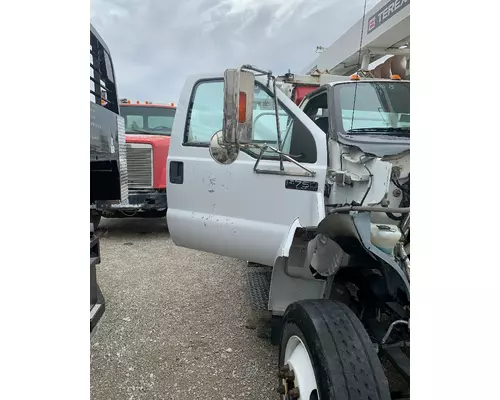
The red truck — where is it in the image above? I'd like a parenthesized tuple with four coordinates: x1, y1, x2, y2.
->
(92, 100, 176, 228)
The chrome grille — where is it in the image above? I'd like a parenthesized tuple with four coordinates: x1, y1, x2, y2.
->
(117, 116, 129, 204)
(126, 143, 153, 188)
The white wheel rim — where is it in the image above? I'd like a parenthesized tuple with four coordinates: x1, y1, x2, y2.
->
(283, 335, 319, 399)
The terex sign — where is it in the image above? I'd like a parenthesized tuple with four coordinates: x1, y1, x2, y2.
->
(368, 0, 410, 34)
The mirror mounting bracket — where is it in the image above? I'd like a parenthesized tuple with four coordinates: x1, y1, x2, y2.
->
(250, 143, 316, 177)
(238, 65, 285, 172)
(221, 65, 315, 177)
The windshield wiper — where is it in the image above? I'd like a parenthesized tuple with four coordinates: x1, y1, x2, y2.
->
(347, 127, 410, 136)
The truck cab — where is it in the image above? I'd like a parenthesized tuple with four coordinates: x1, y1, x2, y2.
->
(94, 101, 176, 224)
(165, 66, 410, 399)
(167, 71, 410, 264)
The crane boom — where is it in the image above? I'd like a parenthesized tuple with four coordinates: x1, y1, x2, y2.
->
(302, 0, 410, 78)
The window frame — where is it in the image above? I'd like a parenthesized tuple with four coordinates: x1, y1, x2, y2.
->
(301, 88, 330, 123)
(183, 77, 223, 147)
(301, 89, 331, 166)
(183, 77, 318, 163)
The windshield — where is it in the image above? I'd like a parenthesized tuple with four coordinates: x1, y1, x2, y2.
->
(120, 105, 176, 136)
(335, 81, 410, 136)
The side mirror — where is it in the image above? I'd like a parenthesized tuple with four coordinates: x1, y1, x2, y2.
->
(209, 130, 240, 165)
(222, 69, 254, 145)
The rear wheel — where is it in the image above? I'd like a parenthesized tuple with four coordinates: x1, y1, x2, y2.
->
(278, 300, 390, 400)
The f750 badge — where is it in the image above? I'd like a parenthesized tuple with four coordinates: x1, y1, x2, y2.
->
(285, 180, 318, 192)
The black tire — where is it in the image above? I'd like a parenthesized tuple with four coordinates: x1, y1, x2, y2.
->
(279, 300, 390, 400)
(91, 212, 102, 230)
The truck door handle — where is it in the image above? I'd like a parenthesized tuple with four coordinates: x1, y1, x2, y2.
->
(169, 161, 184, 184)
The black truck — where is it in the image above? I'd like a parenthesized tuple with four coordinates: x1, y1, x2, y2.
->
(90, 23, 128, 336)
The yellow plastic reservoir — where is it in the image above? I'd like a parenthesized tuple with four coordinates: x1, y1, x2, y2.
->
(370, 224, 402, 255)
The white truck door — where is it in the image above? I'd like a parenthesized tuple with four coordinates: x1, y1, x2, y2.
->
(167, 73, 328, 267)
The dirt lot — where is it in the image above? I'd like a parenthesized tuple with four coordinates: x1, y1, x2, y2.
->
(90, 217, 279, 400)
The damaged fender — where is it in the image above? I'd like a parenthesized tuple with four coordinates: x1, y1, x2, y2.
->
(275, 217, 348, 279)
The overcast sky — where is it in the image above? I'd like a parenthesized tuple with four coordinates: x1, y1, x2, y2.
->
(91, 0, 379, 104)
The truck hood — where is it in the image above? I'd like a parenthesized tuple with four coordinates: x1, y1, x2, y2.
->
(126, 134, 171, 146)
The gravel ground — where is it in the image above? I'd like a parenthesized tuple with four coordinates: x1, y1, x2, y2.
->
(91, 217, 279, 400)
